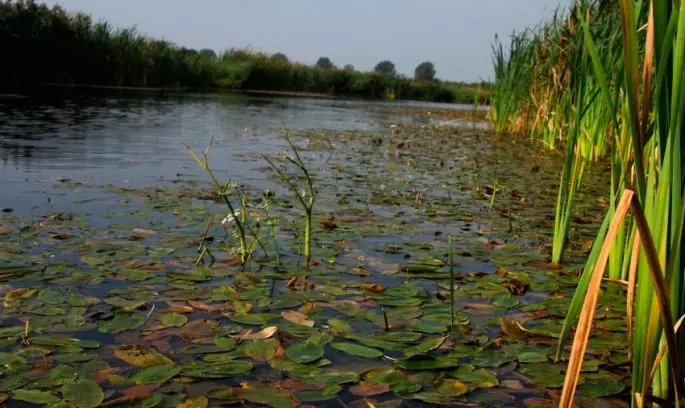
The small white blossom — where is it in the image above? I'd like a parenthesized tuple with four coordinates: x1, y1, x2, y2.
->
(221, 209, 242, 228)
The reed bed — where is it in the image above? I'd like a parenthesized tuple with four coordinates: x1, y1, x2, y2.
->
(492, 0, 685, 404)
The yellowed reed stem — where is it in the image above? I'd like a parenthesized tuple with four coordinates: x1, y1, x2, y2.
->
(559, 189, 634, 408)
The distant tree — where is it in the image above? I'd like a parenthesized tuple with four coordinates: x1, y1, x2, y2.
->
(414, 61, 436, 81)
(199, 48, 217, 58)
(271, 52, 289, 62)
(374, 60, 396, 76)
(343, 64, 355, 71)
(315, 57, 335, 69)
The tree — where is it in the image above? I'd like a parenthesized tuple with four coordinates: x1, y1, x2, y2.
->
(199, 48, 217, 58)
(271, 52, 288, 62)
(315, 57, 334, 69)
(374, 60, 396, 76)
(343, 64, 355, 71)
(414, 61, 436, 81)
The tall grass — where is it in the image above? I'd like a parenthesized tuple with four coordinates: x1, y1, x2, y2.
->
(493, 0, 685, 404)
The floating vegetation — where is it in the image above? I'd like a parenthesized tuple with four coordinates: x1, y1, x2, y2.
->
(0, 114, 631, 407)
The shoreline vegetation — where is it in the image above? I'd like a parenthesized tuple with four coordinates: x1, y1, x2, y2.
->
(0, 1, 490, 104)
(492, 0, 685, 405)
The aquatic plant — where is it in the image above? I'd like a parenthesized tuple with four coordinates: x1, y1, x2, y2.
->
(184, 141, 250, 264)
(264, 128, 316, 269)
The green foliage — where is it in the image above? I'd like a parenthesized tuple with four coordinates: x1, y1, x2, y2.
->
(315, 57, 335, 69)
(414, 61, 436, 81)
(0, 0, 487, 103)
(271, 52, 288, 62)
(374, 60, 397, 76)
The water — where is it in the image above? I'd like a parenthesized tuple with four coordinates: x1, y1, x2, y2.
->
(0, 93, 465, 214)
(0, 93, 621, 407)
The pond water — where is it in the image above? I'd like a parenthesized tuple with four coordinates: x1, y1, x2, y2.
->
(0, 94, 627, 407)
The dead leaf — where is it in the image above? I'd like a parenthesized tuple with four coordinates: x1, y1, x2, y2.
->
(158, 305, 194, 314)
(360, 284, 384, 293)
(349, 383, 391, 397)
(177, 396, 208, 408)
(121, 384, 160, 398)
(113, 345, 172, 367)
(275, 379, 324, 393)
(92, 367, 124, 382)
(281, 311, 314, 327)
(524, 260, 562, 270)
(187, 300, 222, 312)
(233, 326, 279, 341)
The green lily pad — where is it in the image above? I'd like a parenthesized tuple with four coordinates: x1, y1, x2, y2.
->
(294, 384, 342, 402)
(98, 314, 145, 333)
(61, 380, 104, 408)
(183, 361, 253, 378)
(131, 364, 181, 385)
(286, 341, 324, 363)
(579, 378, 626, 397)
(518, 351, 548, 363)
(403, 336, 445, 358)
(436, 379, 469, 397)
(160, 313, 187, 327)
(452, 365, 498, 387)
(346, 335, 407, 351)
(330, 342, 383, 359)
(12, 389, 60, 404)
(395, 356, 459, 370)
(373, 331, 422, 343)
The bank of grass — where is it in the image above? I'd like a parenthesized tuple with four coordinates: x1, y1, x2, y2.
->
(492, 0, 685, 405)
(0, 1, 488, 103)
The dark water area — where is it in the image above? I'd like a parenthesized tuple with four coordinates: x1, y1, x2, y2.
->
(0, 93, 624, 408)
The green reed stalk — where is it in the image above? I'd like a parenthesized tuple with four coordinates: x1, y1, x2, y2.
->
(184, 142, 249, 264)
(264, 127, 315, 269)
(448, 236, 456, 338)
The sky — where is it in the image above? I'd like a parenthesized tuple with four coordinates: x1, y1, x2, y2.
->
(44, 0, 569, 82)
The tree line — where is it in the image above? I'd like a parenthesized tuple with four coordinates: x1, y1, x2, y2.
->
(0, 1, 488, 103)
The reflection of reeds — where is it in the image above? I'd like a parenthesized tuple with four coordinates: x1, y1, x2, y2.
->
(495, 0, 685, 405)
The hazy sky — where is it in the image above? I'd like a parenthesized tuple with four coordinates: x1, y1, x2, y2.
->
(44, 0, 568, 82)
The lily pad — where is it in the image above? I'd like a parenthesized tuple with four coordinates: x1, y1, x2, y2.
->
(330, 342, 383, 359)
(12, 389, 60, 404)
(286, 341, 324, 363)
(131, 364, 180, 385)
(61, 380, 104, 408)
(403, 336, 445, 358)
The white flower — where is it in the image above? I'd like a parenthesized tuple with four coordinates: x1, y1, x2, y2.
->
(221, 209, 242, 228)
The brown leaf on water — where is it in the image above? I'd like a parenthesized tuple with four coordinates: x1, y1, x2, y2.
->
(219, 257, 242, 266)
(524, 260, 562, 270)
(177, 396, 209, 408)
(128, 234, 147, 241)
(233, 326, 279, 341)
(158, 305, 194, 314)
(464, 302, 494, 311)
(502, 278, 529, 295)
(113, 345, 173, 367)
(143, 328, 180, 341)
(499, 318, 528, 340)
(507, 310, 549, 324)
(50, 233, 74, 240)
(121, 384, 160, 398)
(298, 302, 316, 314)
(349, 383, 391, 397)
(360, 284, 384, 293)
(179, 319, 219, 340)
(92, 367, 124, 383)
(320, 219, 337, 231)
(281, 310, 315, 327)
(100, 396, 145, 408)
(275, 379, 324, 393)
(187, 300, 222, 312)
(243, 273, 262, 283)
